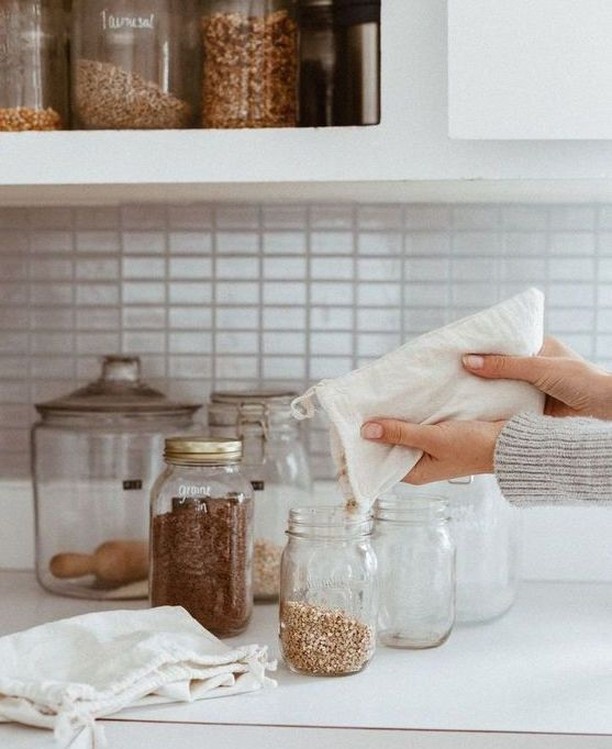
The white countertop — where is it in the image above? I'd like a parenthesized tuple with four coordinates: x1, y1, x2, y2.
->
(0, 571, 611, 748)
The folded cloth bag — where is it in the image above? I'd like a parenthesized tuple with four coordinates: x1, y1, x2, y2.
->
(0, 606, 276, 749)
(291, 288, 545, 510)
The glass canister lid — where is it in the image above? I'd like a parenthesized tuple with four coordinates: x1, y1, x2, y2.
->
(35, 355, 201, 417)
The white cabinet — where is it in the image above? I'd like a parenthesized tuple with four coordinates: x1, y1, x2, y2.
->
(5, 0, 612, 205)
(448, 0, 612, 140)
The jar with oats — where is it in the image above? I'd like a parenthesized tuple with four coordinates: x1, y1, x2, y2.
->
(71, 0, 199, 129)
(150, 437, 254, 638)
(208, 390, 312, 603)
(279, 506, 377, 676)
(0, 0, 68, 131)
(200, 0, 298, 128)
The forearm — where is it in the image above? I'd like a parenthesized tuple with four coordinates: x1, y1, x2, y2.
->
(494, 413, 612, 506)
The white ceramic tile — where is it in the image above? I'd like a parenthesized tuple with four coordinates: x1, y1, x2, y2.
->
(75, 231, 120, 253)
(310, 332, 353, 356)
(404, 205, 451, 229)
(29, 231, 73, 253)
(31, 332, 73, 355)
(501, 206, 549, 231)
(357, 307, 402, 331)
(0, 309, 28, 329)
(451, 283, 501, 307)
(310, 282, 353, 305)
(75, 284, 119, 306)
(216, 331, 259, 354)
(31, 283, 72, 305)
(357, 232, 402, 256)
(451, 257, 498, 282)
(122, 307, 166, 329)
(310, 307, 353, 330)
(215, 205, 260, 229)
(216, 257, 258, 280)
(549, 206, 596, 231)
(168, 355, 212, 379)
(215, 356, 259, 379)
(550, 232, 595, 255)
(216, 307, 259, 329)
(263, 331, 306, 355)
(263, 232, 306, 254)
(217, 232, 259, 255)
(500, 257, 547, 282)
(168, 331, 213, 354)
(310, 231, 354, 255)
(358, 258, 402, 282)
(166, 204, 212, 230)
(78, 308, 121, 330)
(263, 282, 306, 304)
(503, 232, 548, 256)
(452, 232, 501, 256)
(598, 308, 612, 332)
(0, 257, 28, 280)
(548, 309, 595, 332)
(122, 282, 165, 304)
(122, 257, 165, 279)
(548, 283, 595, 307)
(122, 331, 167, 353)
(310, 205, 354, 229)
(76, 258, 121, 281)
(358, 205, 403, 230)
(122, 232, 166, 254)
(263, 257, 306, 279)
(358, 332, 401, 357)
(168, 231, 212, 254)
(598, 285, 612, 306)
(29, 308, 72, 330)
(262, 356, 306, 379)
(169, 257, 212, 279)
(168, 282, 212, 305)
(262, 307, 306, 330)
(168, 307, 212, 329)
(309, 356, 353, 379)
(405, 283, 449, 307)
(550, 258, 595, 281)
(598, 259, 612, 282)
(452, 205, 501, 229)
(262, 205, 307, 230)
(406, 257, 449, 282)
(407, 231, 451, 256)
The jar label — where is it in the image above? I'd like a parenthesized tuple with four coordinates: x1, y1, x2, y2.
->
(123, 479, 143, 490)
(251, 480, 265, 491)
(100, 10, 156, 32)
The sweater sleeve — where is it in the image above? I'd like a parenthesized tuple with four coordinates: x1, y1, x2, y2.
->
(494, 412, 612, 506)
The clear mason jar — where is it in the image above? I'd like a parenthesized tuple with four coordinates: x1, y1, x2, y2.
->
(32, 356, 200, 600)
(391, 477, 520, 623)
(150, 436, 254, 638)
(0, 0, 68, 130)
(208, 390, 312, 602)
(200, 0, 298, 128)
(373, 495, 455, 649)
(279, 506, 377, 676)
(71, 0, 199, 129)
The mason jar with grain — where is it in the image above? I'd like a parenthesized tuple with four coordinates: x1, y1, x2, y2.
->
(71, 0, 199, 129)
(200, 0, 298, 128)
(279, 506, 377, 676)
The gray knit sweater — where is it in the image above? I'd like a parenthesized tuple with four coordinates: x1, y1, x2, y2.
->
(494, 412, 612, 506)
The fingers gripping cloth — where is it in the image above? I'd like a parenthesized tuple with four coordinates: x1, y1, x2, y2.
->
(292, 288, 546, 510)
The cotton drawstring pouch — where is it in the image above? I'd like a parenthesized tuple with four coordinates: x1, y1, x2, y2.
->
(0, 606, 276, 748)
(291, 288, 546, 510)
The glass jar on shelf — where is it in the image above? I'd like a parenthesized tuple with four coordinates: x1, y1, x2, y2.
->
(0, 0, 68, 130)
(71, 0, 199, 129)
(279, 506, 377, 676)
(373, 494, 455, 649)
(150, 436, 254, 638)
(200, 0, 298, 128)
(297, 0, 335, 127)
(208, 389, 313, 602)
(31, 355, 201, 600)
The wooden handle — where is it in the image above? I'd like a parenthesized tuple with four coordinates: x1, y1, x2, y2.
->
(49, 539, 149, 586)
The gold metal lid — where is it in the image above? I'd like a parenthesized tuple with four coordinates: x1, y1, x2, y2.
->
(164, 436, 242, 464)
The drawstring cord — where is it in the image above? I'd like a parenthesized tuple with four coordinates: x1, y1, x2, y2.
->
(290, 387, 318, 420)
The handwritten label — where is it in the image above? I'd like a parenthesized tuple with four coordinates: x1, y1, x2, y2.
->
(101, 10, 155, 31)
(251, 480, 265, 491)
(123, 479, 143, 491)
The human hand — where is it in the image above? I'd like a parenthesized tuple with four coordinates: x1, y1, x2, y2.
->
(361, 419, 504, 485)
(463, 337, 612, 420)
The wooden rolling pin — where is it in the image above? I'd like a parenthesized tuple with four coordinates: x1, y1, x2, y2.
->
(49, 540, 148, 586)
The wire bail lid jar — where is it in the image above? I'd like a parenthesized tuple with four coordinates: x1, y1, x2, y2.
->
(208, 389, 313, 602)
(279, 506, 378, 676)
(31, 355, 201, 600)
(150, 436, 254, 637)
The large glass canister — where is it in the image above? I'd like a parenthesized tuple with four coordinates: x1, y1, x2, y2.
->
(0, 0, 68, 130)
(279, 506, 377, 676)
(200, 0, 298, 128)
(32, 356, 201, 600)
(208, 390, 313, 602)
(373, 495, 455, 649)
(392, 476, 520, 623)
(71, 0, 199, 129)
(150, 437, 253, 637)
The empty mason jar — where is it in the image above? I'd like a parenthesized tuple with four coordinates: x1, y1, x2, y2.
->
(71, 0, 199, 128)
(374, 494, 455, 649)
(0, 0, 68, 130)
(279, 506, 377, 676)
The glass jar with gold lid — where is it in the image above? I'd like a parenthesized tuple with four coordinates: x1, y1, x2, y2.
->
(149, 436, 254, 637)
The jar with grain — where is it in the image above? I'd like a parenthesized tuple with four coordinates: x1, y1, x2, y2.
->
(200, 0, 298, 128)
(71, 0, 199, 129)
(208, 390, 312, 602)
(0, 0, 68, 131)
(279, 506, 377, 676)
(150, 437, 253, 638)
(374, 494, 455, 649)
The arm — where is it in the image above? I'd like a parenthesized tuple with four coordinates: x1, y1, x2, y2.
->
(495, 412, 612, 506)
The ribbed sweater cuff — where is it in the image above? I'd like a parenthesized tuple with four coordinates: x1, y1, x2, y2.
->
(494, 412, 612, 507)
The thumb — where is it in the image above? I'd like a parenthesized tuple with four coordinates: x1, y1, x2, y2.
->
(361, 419, 434, 452)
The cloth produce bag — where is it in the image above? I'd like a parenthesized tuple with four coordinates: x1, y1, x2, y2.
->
(291, 287, 545, 509)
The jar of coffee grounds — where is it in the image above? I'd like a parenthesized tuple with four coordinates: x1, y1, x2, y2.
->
(150, 437, 253, 637)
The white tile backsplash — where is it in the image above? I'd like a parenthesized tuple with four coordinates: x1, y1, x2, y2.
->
(0, 202, 611, 481)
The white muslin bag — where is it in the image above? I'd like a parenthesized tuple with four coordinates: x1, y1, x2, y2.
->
(0, 606, 276, 748)
(291, 288, 546, 509)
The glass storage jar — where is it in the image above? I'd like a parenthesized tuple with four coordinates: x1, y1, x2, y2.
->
(279, 506, 377, 676)
(71, 0, 199, 129)
(392, 476, 520, 623)
(200, 0, 298, 128)
(0, 0, 68, 130)
(298, 0, 335, 127)
(32, 355, 200, 600)
(373, 495, 455, 649)
(150, 436, 253, 637)
(208, 389, 313, 602)
(333, 0, 380, 126)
